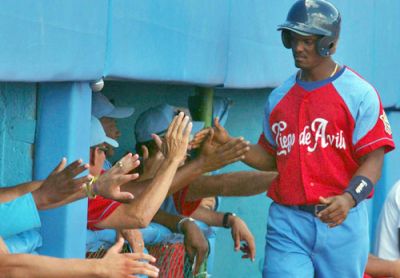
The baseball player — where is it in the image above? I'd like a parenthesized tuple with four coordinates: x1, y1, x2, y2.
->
(197, 0, 395, 277)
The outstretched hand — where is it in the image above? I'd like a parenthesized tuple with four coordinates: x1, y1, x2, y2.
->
(101, 238, 159, 278)
(95, 153, 141, 202)
(152, 112, 192, 163)
(191, 117, 231, 149)
(197, 129, 250, 172)
(33, 158, 91, 210)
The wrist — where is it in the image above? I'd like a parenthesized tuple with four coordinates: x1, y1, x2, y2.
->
(343, 192, 356, 208)
(177, 217, 195, 233)
(223, 212, 237, 228)
(164, 156, 183, 165)
(32, 189, 48, 210)
(345, 175, 374, 206)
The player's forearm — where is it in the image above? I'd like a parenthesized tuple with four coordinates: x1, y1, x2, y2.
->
(0, 254, 102, 278)
(242, 144, 277, 171)
(365, 254, 399, 277)
(0, 181, 42, 203)
(126, 158, 181, 227)
(354, 148, 384, 184)
(120, 159, 203, 198)
(167, 159, 205, 194)
(191, 207, 224, 227)
(186, 171, 277, 201)
(152, 210, 182, 232)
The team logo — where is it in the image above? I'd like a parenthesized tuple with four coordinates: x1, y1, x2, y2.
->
(271, 118, 346, 156)
(380, 111, 392, 135)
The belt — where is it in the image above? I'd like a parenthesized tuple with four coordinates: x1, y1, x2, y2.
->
(293, 204, 328, 216)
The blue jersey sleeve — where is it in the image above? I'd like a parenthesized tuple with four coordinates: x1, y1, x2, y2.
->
(0, 193, 41, 238)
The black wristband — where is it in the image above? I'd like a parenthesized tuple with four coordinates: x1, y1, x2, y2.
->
(222, 212, 236, 228)
(345, 175, 374, 206)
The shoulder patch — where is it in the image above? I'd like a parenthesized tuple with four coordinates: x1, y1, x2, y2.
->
(379, 110, 392, 135)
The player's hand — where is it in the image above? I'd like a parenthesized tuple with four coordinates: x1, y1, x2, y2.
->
(152, 112, 192, 163)
(94, 153, 140, 201)
(117, 229, 144, 253)
(181, 220, 209, 275)
(317, 193, 355, 228)
(33, 158, 91, 210)
(228, 216, 256, 261)
(139, 146, 164, 181)
(191, 117, 232, 148)
(100, 238, 159, 278)
(196, 129, 250, 173)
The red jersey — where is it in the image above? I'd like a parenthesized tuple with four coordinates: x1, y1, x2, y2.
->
(258, 67, 395, 205)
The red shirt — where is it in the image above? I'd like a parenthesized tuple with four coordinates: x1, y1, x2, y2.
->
(258, 67, 395, 205)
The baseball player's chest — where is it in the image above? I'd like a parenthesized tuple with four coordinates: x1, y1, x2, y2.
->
(269, 93, 354, 154)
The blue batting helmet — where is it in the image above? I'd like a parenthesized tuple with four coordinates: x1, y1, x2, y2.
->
(277, 0, 341, 56)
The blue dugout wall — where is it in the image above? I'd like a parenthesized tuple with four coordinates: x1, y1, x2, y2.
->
(0, 1, 399, 276)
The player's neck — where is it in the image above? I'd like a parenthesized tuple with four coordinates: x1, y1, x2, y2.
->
(298, 60, 338, 82)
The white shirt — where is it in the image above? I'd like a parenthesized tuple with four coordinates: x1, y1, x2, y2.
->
(375, 180, 400, 259)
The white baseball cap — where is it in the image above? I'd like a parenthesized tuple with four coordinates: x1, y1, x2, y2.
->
(135, 104, 204, 143)
(92, 93, 134, 119)
(91, 116, 119, 148)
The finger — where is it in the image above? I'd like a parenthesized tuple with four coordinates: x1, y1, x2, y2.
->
(319, 196, 332, 205)
(129, 265, 160, 278)
(50, 157, 68, 175)
(107, 237, 124, 254)
(317, 202, 338, 219)
(183, 122, 192, 143)
(151, 134, 163, 151)
(62, 159, 84, 174)
(214, 117, 222, 130)
(112, 191, 135, 201)
(167, 113, 183, 138)
(247, 236, 256, 261)
(206, 129, 214, 144)
(176, 115, 190, 139)
(142, 145, 149, 160)
(234, 233, 241, 251)
(328, 218, 345, 228)
(118, 173, 140, 185)
(124, 252, 156, 263)
(193, 254, 202, 276)
(194, 129, 210, 139)
(72, 175, 92, 189)
(66, 162, 89, 178)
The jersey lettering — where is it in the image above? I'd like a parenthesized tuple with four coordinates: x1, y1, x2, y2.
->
(272, 117, 346, 155)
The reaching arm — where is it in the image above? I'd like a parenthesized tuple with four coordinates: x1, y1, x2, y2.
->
(31, 158, 91, 210)
(186, 171, 278, 201)
(121, 133, 251, 198)
(192, 118, 276, 172)
(95, 113, 192, 230)
(0, 181, 42, 204)
(0, 238, 159, 278)
(241, 144, 277, 171)
(365, 254, 400, 278)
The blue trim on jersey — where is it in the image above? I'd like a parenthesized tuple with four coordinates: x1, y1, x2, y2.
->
(297, 66, 346, 91)
(332, 67, 380, 145)
(263, 75, 296, 147)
